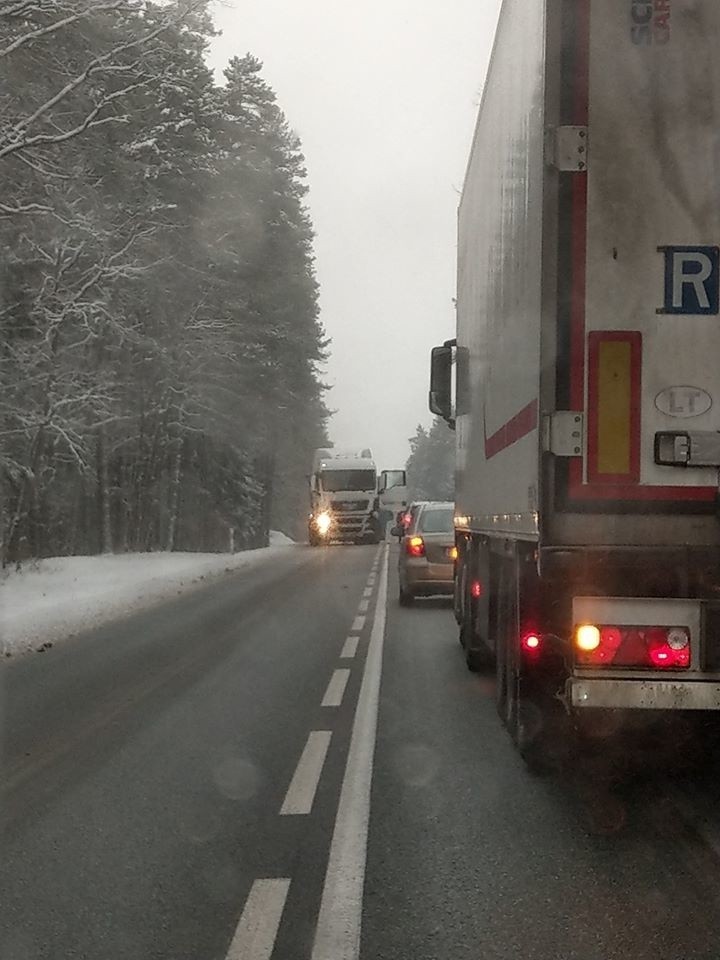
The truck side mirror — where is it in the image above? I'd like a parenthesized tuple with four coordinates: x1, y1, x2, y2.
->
(429, 340, 455, 424)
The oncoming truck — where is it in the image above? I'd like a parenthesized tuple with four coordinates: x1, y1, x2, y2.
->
(430, 0, 720, 768)
(308, 448, 407, 546)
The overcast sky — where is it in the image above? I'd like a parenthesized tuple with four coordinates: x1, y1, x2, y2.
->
(208, 0, 502, 470)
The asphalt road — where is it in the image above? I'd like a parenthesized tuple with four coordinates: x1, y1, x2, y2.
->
(2, 542, 720, 959)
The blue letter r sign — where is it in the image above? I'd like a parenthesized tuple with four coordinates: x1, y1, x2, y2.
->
(658, 245, 720, 315)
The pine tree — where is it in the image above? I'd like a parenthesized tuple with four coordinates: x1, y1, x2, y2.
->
(0, 6, 328, 562)
(406, 418, 455, 502)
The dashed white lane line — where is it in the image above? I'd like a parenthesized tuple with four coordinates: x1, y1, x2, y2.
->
(280, 731, 332, 816)
(351, 615, 365, 633)
(363, 587, 372, 598)
(357, 598, 369, 614)
(226, 878, 290, 960)
(340, 636, 359, 659)
(322, 668, 351, 707)
(311, 545, 389, 960)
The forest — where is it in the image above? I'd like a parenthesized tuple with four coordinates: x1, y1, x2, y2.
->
(405, 417, 455, 503)
(0, 0, 329, 564)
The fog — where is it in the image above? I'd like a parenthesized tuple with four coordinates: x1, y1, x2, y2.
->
(209, 0, 503, 470)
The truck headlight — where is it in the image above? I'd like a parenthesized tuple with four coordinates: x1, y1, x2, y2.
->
(315, 512, 332, 535)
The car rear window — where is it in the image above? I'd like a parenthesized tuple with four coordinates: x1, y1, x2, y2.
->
(417, 508, 454, 534)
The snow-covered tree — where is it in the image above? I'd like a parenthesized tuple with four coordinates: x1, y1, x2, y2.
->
(406, 418, 455, 503)
(0, 4, 328, 561)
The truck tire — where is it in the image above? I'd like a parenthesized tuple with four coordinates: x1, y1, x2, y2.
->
(455, 557, 466, 637)
(462, 624, 493, 672)
(460, 540, 493, 671)
(453, 540, 465, 626)
(494, 546, 572, 774)
(494, 554, 513, 726)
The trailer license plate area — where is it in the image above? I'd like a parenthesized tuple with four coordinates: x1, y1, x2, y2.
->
(571, 678, 720, 711)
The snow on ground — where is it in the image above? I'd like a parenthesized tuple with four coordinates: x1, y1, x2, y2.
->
(269, 530, 294, 546)
(0, 533, 296, 658)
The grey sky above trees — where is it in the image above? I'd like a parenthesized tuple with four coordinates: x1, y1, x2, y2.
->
(208, 0, 503, 470)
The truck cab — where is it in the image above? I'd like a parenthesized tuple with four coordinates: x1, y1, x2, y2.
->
(309, 449, 380, 545)
(376, 469, 408, 535)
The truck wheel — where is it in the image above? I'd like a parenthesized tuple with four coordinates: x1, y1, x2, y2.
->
(510, 680, 575, 776)
(460, 623, 492, 673)
(453, 551, 465, 626)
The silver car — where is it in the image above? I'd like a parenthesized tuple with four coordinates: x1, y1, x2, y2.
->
(397, 501, 455, 605)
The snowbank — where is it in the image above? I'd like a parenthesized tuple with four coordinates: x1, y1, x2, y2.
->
(269, 530, 295, 546)
(0, 534, 295, 658)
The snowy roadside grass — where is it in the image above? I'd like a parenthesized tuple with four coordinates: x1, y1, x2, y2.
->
(0, 533, 296, 658)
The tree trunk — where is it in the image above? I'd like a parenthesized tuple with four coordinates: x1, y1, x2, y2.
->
(165, 436, 183, 552)
(260, 452, 274, 548)
(96, 426, 112, 554)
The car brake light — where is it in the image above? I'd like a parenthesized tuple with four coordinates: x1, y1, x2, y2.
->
(575, 624, 691, 670)
(470, 579, 482, 599)
(406, 536, 425, 557)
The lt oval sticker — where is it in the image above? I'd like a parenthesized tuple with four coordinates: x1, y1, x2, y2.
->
(655, 386, 712, 419)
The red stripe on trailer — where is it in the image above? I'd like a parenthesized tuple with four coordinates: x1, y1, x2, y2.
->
(484, 400, 538, 460)
(570, 484, 715, 502)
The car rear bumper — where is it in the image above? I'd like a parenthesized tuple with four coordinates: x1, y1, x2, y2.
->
(570, 677, 720, 711)
(403, 559, 454, 593)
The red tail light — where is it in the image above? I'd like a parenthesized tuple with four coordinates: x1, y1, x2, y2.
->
(575, 624, 690, 670)
(522, 633, 541, 652)
(470, 580, 483, 599)
(406, 536, 425, 558)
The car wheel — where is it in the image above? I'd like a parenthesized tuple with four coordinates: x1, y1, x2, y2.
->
(399, 584, 414, 606)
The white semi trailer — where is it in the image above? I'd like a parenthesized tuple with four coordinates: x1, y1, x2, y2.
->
(430, 0, 720, 768)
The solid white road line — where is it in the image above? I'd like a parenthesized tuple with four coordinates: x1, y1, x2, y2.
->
(363, 587, 372, 598)
(280, 731, 332, 816)
(311, 545, 389, 960)
(340, 636, 359, 659)
(322, 668, 351, 707)
(226, 878, 290, 960)
(358, 598, 369, 614)
(351, 615, 365, 633)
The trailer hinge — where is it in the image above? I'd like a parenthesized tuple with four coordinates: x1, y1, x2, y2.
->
(543, 412, 583, 457)
(550, 125, 589, 172)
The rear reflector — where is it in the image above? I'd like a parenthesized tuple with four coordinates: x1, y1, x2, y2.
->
(575, 624, 690, 670)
